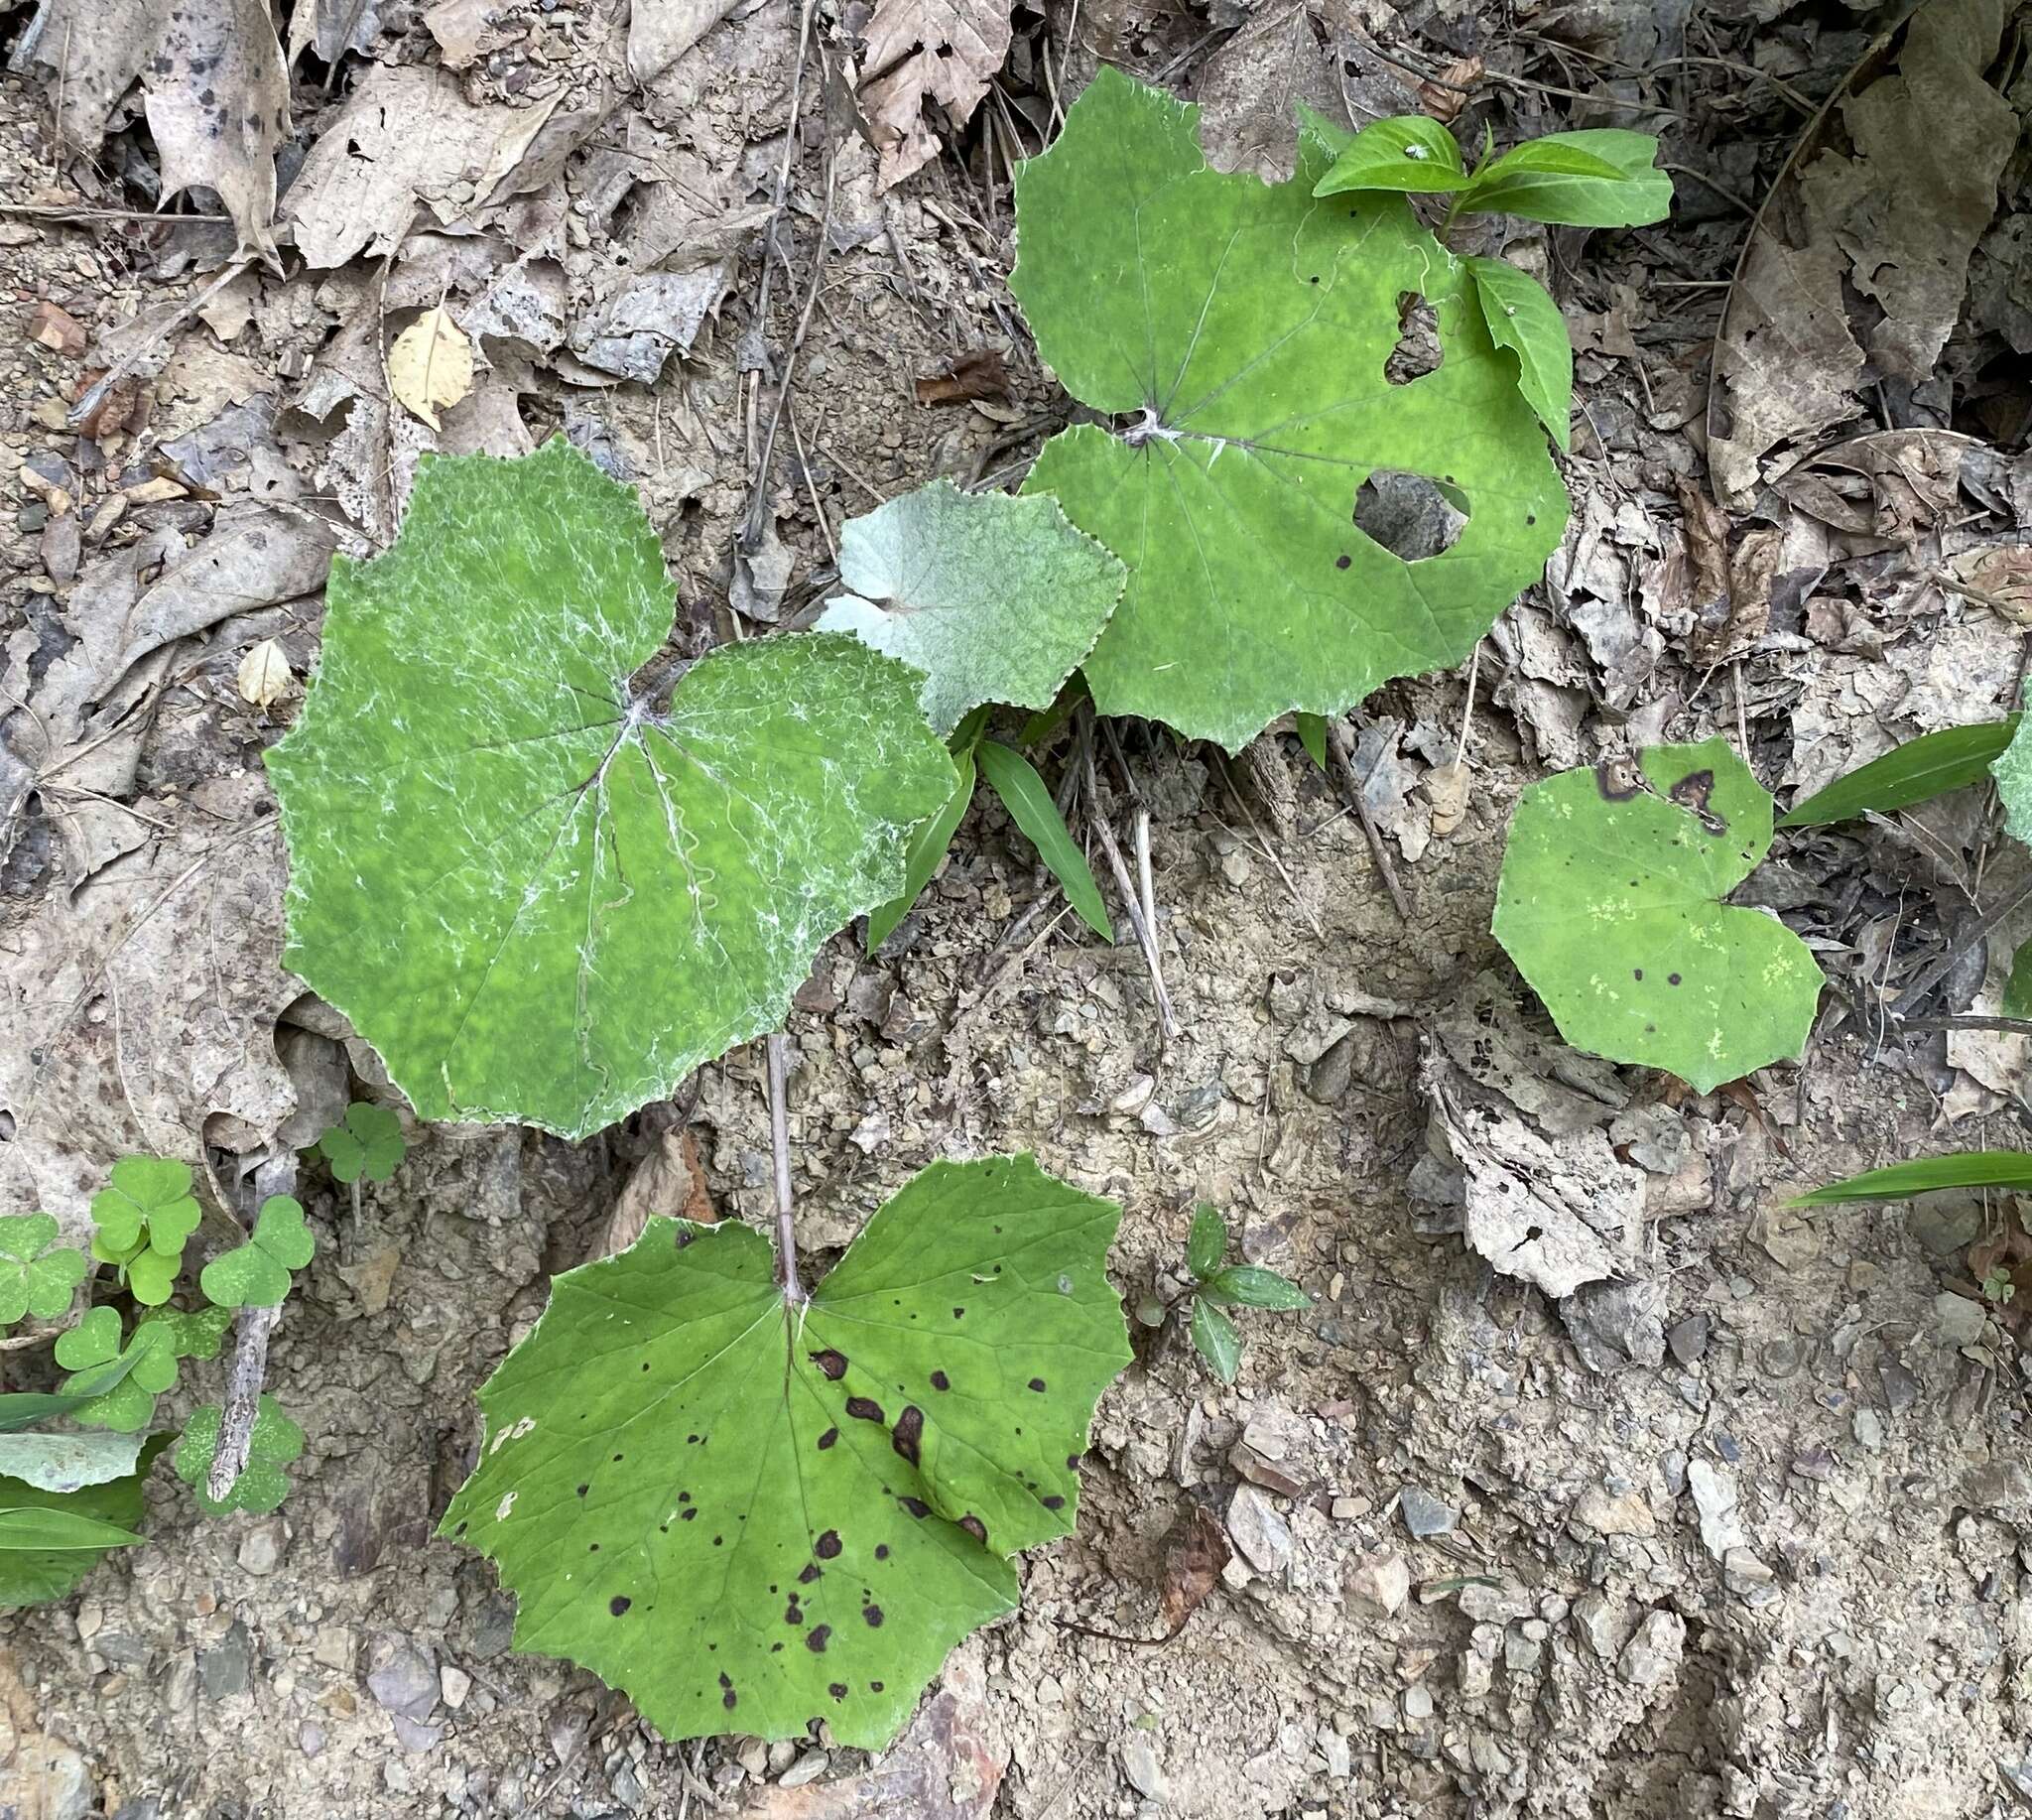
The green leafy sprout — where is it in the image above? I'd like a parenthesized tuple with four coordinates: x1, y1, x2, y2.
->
(0, 1216, 86, 1325)
(88, 1156, 202, 1306)
(1180, 1203, 1311, 1385)
(317, 1102, 407, 1185)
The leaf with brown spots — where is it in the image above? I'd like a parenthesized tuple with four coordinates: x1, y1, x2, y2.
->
(442, 1155, 1129, 1749)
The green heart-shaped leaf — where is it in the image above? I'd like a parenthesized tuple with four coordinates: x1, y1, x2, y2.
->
(53, 1309, 181, 1432)
(317, 1101, 407, 1185)
(199, 1196, 316, 1310)
(816, 480, 1125, 738)
(1492, 736, 1822, 1092)
(267, 439, 952, 1138)
(443, 1154, 1130, 1750)
(175, 1397, 305, 1515)
(89, 1156, 198, 1259)
(1011, 69, 1565, 751)
(0, 1215, 86, 1326)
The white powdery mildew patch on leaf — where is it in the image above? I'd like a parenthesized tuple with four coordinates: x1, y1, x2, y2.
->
(267, 440, 952, 1139)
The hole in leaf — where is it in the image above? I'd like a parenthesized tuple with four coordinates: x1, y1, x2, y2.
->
(1353, 471, 1467, 562)
(1384, 292, 1443, 384)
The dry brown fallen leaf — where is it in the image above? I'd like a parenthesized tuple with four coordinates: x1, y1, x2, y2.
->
(387, 307, 476, 431)
(1056, 1496, 1232, 1647)
(915, 349, 1011, 406)
(857, 0, 1012, 191)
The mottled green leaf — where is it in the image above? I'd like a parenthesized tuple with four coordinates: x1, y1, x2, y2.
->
(865, 746, 974, 953)
(1012, 69, 1565, 751)
(1459, 131, 1672, 226)
(0, 1215, 86, 1326)
(1190, 1299, 1241, 1383)
(0, 1356, 142, 1434)
(442, 1154, 1130, 1750)
(176, 1396, 305, 1515)
(1464, 258, 1573, 451)
(1991, 712, 2032, 845)
(1206, 1265, 1311, 1310)
(199, 1195, 315, 1310)
(976, 741, 1112, 941)
(1294, 713, 1330, 770)
(318, 1102, 407, 1185)
(2005, 939, 2032, 1020)
(1782, 717, 2018, 827)
(1492, 736, 1822, 1092)
(0, 1436, 166, 1610)
(816, 481, 1125, 737)
(267, 439, 952, 1139)
(1186, 1203, 1226, 1280)
(1791, 1151, 2032, 1206)
(0, 1431, 146, 1495)
(1310, 114, 1473, 195)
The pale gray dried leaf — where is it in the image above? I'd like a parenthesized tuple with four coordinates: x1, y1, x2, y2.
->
(1193, 2, 1339, 182)
(1421, 975, 1640, 1299)
(568, 266, 731, 382)
(627, 0, 742, 80)
(143, 0, 288, 260)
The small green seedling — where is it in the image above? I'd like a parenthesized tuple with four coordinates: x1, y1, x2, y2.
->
(88, 1157, 202, 1306)
(176, 1397, 305, 1516)
(317, 1102, 406, 1185)
(199, 1195, 316, 1309)
(0, 1216, 86, 1325)
(1180, 1203, 1311, 1384)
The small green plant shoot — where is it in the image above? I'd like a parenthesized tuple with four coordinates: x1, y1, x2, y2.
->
(1009, 68, 1568, 751)
(176, 1397, 306, 1516)
(0, 1215, 86, 1325)
(317, 1101, 406, 1185)
(1492, 737, 1822, 1092)
(1178, 1203, 1310, 1384)
(89, 1156, 202, 1306)
(443, 1155, 1130, 1749)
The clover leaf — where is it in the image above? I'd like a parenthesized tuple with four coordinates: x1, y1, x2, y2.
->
(88, 1157, 201, 1304)
(443, 1154, 1130, 1750)
(175, 1397, 305, 1515)
(317, 1102, 406, 1186)
(1492, 736, 1823, 1092)
(199, 1196, 315, 1310)
(54, 1309, 180, 1433)
(815, 480, 1126, 737)
(266, 439, 952, 1138)
(1010, 69, 1565, 751)
(0, 1215, 86, 1325)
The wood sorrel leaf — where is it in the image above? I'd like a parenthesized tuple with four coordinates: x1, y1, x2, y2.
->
(1492, 736, 1822, 1093)
(176, 1396, 305, 1515)
(816, 480, 1125, 737)
(1012, 69, 1565, 751)
(267, 439, 952, 1138)
(317, 1102, 406, 1185)
(0, 1215, 86, 1326)
(442, 1154, 1130, 1750)
(199, 1195, 315, 1310)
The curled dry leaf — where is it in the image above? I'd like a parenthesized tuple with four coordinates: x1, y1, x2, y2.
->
(387, 307, 475, 432)
(236, 638, 293, 709)
(1158, 1498, 1232, 1637)
(858, 0, 1013, 190)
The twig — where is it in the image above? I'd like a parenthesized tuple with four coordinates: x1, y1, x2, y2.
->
(1324, 719, 1412, 922)
(207, 1304, 278, 1501)
(1081, 748, 1182, 1046)
(1895, 878, 2032, 1014)
(766, 1032, 803, 1304)
(1453, 641, 1481, 770)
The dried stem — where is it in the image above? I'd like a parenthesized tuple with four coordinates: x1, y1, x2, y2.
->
(767, 1031, 802, 1304)
(1324, 718, 1412, 922)
(1082, 747, 1182, 1046)
(207, 1304, 278, 1502)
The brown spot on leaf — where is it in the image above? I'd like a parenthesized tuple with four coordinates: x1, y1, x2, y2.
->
(893, 1405, 924, 1466)
(930, 1370, 950, 1391)
(1027, 1376, 1047, 1391)
(829, 1682, 849, 1701)
(863, 1606, 884, 1626)
(959, 1514, 987, 1544)
(817, 1427, 838, 1450)
(812, 1349, 848, 1380)
(900, 1496, 930, 1518)
(846, 1396, 884, 1423)
(609, 1596, 630, 1616)
(806, 1625, 831, 1653)
(816, 1529, 842, 1558)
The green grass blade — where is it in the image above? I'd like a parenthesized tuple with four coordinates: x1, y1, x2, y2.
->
(1791, 1152, 2032, 1206)
(0, 1505, 145, 1551)
(976, 742, 1113, 941)
(866, 749, 976, 952)
(1778, 718, 2018, 828)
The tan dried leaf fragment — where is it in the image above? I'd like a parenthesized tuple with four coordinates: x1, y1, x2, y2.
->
(236, 638, 293, 709)
(857, 0, 1012, 190)
(387, 308, 475, 432)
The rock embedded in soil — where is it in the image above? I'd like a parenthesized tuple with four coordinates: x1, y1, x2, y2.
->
(1225, 1486, 1294, 1577)
(1121, 1735, 1169, 1802)
(1616, 1610, 1687, 1688)
(1342, 1549, 1411, 1619)
(1397, 1484, 1459, 1538)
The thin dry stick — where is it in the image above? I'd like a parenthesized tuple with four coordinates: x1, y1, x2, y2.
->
(1453, 640, 1482, 769)
(207, 1304, 278, 1501)
(1212, 756, 1323, 939)
(68, 254, 255, 430)
(1082, 750, 1182, 1044)
(766, 1032, 802, 1303)
(1324, 719, 1411, 921)
(1896, 877, 2032, 1014)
